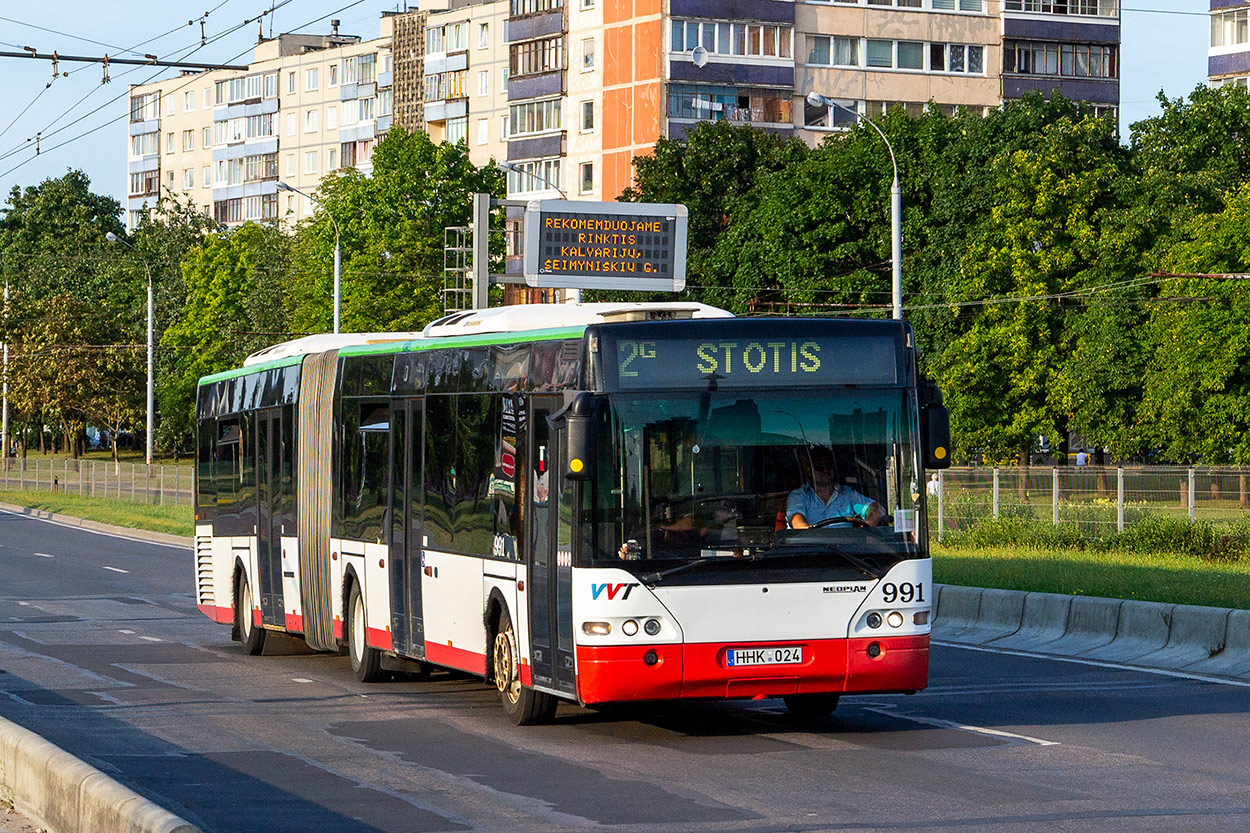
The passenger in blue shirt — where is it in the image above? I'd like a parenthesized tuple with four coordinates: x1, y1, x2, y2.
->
(786, 449, 885, 529)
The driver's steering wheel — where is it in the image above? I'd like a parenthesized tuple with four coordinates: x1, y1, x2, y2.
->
(810, 515, 870, 529)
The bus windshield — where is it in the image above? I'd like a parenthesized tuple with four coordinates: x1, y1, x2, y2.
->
(585, 390, 924, 574)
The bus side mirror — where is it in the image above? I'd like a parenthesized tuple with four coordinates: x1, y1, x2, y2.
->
(923, 405, 951, 470)
(565, 392, 598, 481)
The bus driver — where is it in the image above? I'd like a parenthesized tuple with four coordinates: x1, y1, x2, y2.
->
(787, 448, 885, 529)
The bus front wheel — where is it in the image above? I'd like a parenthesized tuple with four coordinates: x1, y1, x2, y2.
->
(236, 573, 266, 656)
(493, 608, 556, 725)
(348, 583, 384, 683)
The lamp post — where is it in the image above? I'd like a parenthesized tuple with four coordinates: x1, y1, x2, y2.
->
(806, 92, 903, 321)
(2, 278, 8, 472)
(105, 231, 153, 468)
(277, 181, 341, 333)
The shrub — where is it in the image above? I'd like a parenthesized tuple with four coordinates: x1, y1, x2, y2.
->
(940, 517, 1087, 551)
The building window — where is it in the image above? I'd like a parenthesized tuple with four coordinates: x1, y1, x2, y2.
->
(202, 126, 212, 148)
(479, 70, 489, 96)
(360, 54, 377, 84)
(327, 105, 338, 130)
(424, 70, 468, 101)
(579, 162, 594, 193)
(447, 117, 468, 144)
(866, 39, 893, 68)
(582, 37, 595, 70)
(501, 115, 509, 140)
(182, 129, 194, 151)
(166, 132, 175, 154)
(803, 96, 859, 130)
(286, 71, 296, 94)
(426, 25, 444, 53)
(509, 98, 562, 137)
(379, 89, 392, 116)
(286, 113, 296, 135)
(328, 147, 339, 170)
(329, 63, 339, 86)
(305, 109, 320, 132)
(1005, 40, 1113, 78)
(479, 23, 489, 49)
(1213, 8, 1250, 47)
(264, 72, 278, 99)
(306, 68, 319, 91)
(671, 20, 792, 59)
(477, 118, 489, 145)
(304, 151, 318, 174)
(130, 132, 159, 156)
(510, 36, 566, 77)
(184, 91, 195, 112)
(667, 83, 792, 125)
(582, 0, 595, 7)
(285, 154, 295, 176)
(182, 169, 195, 190)
(581, 99, 594, 131)
(506, 158, 561, 195)
(1004, 1, 1115, 16)
(342, 56, 358, 84)
(202, 166, 211, 188)
(359, 97, 376, 121)
(510, 0, 564, 14)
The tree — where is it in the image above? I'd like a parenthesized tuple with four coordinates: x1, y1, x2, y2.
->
(288, 128, 504, 333)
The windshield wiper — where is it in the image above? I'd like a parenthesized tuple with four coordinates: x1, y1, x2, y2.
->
(640, 555, 749, 587)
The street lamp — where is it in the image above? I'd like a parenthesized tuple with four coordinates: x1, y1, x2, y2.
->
(277, 181, 341, 334)
(105, 231, 154, 468)
(806, 92, 903, 321)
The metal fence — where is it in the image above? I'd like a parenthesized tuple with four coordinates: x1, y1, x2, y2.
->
(0, 458, 193, 506)
(933, 466, 1250, 539)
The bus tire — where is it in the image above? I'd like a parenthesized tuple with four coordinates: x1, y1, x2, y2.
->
(783, 694, 839, 720)
(348, 582, 384, 683)
(236, 573, 266, 656)
(493, 608, 556, 725)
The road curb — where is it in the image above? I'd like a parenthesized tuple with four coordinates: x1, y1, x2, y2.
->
(0, 503, 191, 548)
(0, 715, 200, 833)
(934, 584, 1250, 681)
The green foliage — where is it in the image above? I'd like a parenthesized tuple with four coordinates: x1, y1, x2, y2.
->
(1103, 514, 1250, 562)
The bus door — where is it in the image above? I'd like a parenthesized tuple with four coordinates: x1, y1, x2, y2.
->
(529, 398, 576, 696)
(389, 398, 425, 658)
(255, 408, 285, 626)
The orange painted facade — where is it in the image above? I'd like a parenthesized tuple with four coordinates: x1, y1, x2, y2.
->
(602, 0, 663, 200)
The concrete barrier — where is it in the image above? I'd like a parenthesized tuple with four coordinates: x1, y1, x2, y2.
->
(931, 584, 982, 641)
(1133, 604, 1231, 671)
(988, 592, 1072, 652)
(1048, 596, 1122, 656)
(0, 716, 200, 833)
(1079, 600, 1174, 663)
(1193, 609, 1250, 678)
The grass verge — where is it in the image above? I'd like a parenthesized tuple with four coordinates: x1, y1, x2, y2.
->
(0, 488, 192, 538)
(932, 542, 1250, 610)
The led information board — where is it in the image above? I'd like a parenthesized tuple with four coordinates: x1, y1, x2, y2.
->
(522, 200, 687, 291)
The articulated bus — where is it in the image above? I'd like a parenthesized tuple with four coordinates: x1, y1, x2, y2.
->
(194, 303, 951, 724)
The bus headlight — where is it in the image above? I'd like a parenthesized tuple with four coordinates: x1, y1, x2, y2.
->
(643, 618, 661, 636)
(865, 612, 883, 629)
(622, 619, 639, 636)
(582, 621, 611, 636)
(887, 611, 905, 628)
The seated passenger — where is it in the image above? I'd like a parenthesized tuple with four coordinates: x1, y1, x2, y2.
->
(786, 448, 885, 529)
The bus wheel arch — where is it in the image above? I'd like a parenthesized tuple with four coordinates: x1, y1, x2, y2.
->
(233, 560, 266, 655)
(491, 603, 557, 726)
(345, 570, 384, 683)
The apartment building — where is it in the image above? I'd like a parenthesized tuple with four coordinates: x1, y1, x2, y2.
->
(126, 19, 397, 230)
(127, 3, 1123, 227)
(1210, 1, 1250, 89)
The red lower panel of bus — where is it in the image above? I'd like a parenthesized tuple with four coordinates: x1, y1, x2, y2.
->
(198, 604, 234, 624)
(574, 635, 928, 704)
(425, 641, 487, 676)
(367, 627, 393, 651)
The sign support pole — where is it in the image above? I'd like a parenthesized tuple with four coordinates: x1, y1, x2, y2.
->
(470, 193, 490, 310)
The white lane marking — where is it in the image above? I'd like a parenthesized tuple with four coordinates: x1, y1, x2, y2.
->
(934, 640, 1250, 689)
(17, 601, 29, 606)
(33, 552, 54, 558)
(119, 629, 135, 634)
(102, 566, 129, 574)
(292, 678, 313, 684)
(863, 706, 1060, 747)
(139, 636, 162, 642)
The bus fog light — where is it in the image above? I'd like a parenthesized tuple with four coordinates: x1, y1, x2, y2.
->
(644, 618, 661, 636)
(622, 619, 639, 636)
(866, 642, 881, 658)
(582, 621, 611, 636)
(913, 611, 930, 626)
(865, 612, 883, 629)
(887, 612, 904, 628)
(644, 650, 659, 666)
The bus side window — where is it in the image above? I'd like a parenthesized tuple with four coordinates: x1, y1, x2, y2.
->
(423, 395, 455, 549)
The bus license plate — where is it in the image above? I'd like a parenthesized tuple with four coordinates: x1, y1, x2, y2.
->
(726, 646, 802, 667)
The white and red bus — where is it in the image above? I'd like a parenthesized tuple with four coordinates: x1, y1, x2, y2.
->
(193, 303, 951, 724)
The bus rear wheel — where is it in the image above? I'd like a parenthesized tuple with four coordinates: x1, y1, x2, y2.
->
(236, 573, 266, 656)
(783, 694, 840, 721)
(493, 608, 556, 725)
(348, 583, 384, 683)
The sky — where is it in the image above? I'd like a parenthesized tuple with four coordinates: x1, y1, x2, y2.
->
(0, 1, 1213, 207)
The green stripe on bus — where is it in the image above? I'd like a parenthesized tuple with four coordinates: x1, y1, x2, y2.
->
(197, 354, 304, 386)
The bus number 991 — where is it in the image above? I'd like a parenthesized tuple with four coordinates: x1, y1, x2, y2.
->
(881, 582, 924, 604)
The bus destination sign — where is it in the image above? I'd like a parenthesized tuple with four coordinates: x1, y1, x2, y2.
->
(522, 200, 687, 292)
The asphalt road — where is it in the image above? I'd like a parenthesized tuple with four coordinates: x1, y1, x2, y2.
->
(2, 509, 1250, 833)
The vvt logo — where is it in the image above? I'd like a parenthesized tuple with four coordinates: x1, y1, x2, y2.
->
(590, 582, 639, 601)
